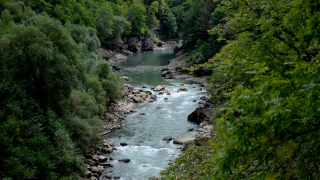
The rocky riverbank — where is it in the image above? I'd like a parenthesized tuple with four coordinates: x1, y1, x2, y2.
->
(160, 53, 217, 149)
(84, 84, 179, 180)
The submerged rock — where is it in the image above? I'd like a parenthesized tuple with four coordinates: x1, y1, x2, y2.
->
(120, 143, 128, 146)
(162, 136, 173, 141)
(119, 159, 130, 163)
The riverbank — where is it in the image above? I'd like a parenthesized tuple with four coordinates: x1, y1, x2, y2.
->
(161, 54, 211, 87)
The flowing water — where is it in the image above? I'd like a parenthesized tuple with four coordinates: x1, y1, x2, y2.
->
(102, 50, 209, 179)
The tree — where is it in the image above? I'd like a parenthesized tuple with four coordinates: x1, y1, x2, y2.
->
(0, 15, 82, 113)
(95, 3, 114, 46)
(157, 0, 320, 179)
(127, 0, 146, 35)
(147, 1, 159, 26)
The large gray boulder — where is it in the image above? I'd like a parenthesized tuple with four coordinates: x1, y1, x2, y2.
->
(141, 38, 154, 51)
(173, 133, 195, 144)
(188, 101, 215, 124)
(127, 37, 141, 52)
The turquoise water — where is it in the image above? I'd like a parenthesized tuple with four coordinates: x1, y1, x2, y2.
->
(102, 50, 208, 179)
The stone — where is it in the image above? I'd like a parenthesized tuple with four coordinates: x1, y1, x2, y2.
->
(157, 107, 163, 109)
(200, 96, 207, 100)
(180, 87, 188, 91)
(105, 173, 113, 179)
(164, 97, 168, 100)
(141, 38, 154, 51)
(198, 88, 203, 91)
(193, 100, 197, 102)
(173, 133, 195, 144)
(148, 100, 154, 103)
(140, 93, 148, 99)
(195, 136, 212, 146)
(150, 95, 157, 99)
(140, 112, 146, 115)
(164, 90, 169, 93)
(167, 92, 171, 95)
(119, 159, 130, 163)
(189, 128, 194, 131)
(180, 84, 184, 86)
(97, 165, 104, 172)
(90, 166, 100, 174)
(158, 92, 164, 95)
(120, 143, 128, 146)
(131, 110, 137, 113)
(85, 170, 92, 178)
(154, 85, 165, 91)
(133, 96, 144, 103)
(98, 155, 108, 162)
(120, 76, 133, 82)
(110, 157, 114, 161)
(92, 173, 100, 178)
(90, 176, 98, 180)
(182, 144, 194, 151)
(162, 136, 173, 141)
(188, 102, 214, 124)
(101, 161, 113, 167)
(92, 155, 99, 162)
(114, 176, 121, 179)
(198, 100, 205, 104)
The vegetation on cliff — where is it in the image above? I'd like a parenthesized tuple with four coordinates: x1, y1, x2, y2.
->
(156, 0, 320, 179)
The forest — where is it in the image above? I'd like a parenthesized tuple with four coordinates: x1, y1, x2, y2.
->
(1, 0, 320, 179)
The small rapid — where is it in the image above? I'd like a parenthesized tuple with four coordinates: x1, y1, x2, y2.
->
(102, 50, 208, 179)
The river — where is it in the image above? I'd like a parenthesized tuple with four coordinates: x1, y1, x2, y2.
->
(101, 50, 209, 179)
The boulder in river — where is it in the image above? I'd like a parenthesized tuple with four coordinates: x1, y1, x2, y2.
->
(140, 112, 146, 115)
(173, 133, 195, 144)
(150, 95, 157, 99)
(120, 76, 133, 82)
(188, 101, 215, 124)
(162, 136, 173, 141)
(120, 143, 128, 146)
(180, 87, 188, 91)
(154, 85, 165, 91)
(114, 176, 121, 179)
(105, 173, 113, 179)
(119, 159, 130, 163)
(157, 107, 163, 109)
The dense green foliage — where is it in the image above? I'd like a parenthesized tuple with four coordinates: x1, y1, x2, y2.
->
(155, 0, 320, 179)
(0, 1, 124, 179)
